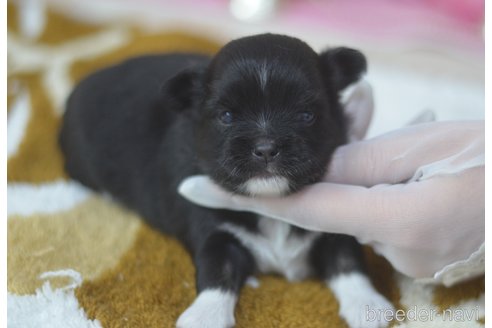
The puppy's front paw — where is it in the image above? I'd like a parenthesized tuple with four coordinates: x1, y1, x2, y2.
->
(329, 272, 395, 328)
(176, 289, 237, 328)
(340, 291, 394, 328)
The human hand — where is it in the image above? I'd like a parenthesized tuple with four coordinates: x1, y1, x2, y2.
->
(178, 120, 484, 280)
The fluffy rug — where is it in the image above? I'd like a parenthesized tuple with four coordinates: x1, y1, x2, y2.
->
(7, 2, 484, 327)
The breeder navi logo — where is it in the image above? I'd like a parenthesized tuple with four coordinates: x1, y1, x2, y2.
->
(366, 306, 481, 323)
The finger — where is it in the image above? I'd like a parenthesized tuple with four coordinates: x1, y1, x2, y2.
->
(325, 120, 482, 186)
(178, 176, 251, 211)
(178, 176, 377, 234)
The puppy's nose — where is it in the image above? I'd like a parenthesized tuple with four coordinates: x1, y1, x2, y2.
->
(252, 139, 279, 163)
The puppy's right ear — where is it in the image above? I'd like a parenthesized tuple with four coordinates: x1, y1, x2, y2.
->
(160, 68, 205, 110)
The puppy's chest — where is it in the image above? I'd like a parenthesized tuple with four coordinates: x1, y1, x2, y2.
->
(220, 217, 321, 281)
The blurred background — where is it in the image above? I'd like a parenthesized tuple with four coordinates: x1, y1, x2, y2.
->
(8, 0, 485, 137)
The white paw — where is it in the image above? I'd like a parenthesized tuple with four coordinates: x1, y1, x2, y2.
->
(176, 289, 237, 328)
(329, 272, 395, 328)
(340, 291, 394, 328)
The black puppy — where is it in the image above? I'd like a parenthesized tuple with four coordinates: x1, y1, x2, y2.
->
(59, 34, 393, 328)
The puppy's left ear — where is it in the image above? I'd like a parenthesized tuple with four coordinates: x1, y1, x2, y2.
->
(160, 68, 205, 111)
(319, 47, 367, 92)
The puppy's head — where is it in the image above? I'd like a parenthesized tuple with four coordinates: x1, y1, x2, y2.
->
(164, 34, 366, 196)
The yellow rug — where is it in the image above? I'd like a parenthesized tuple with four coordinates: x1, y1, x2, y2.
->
(7, 2, 484, 327)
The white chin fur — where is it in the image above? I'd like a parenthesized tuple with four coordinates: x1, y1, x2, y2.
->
(240, 176, 290, 196)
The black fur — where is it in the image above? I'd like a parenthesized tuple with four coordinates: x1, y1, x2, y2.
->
(60, 33, 371, 325)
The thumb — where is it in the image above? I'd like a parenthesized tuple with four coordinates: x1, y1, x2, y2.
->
(177, 175, 341, 232)
(178, 176, 253, 211)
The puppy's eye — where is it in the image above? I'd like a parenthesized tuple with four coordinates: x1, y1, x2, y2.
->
(297, 111, 315, 124)
(219, 111, 234, 124)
